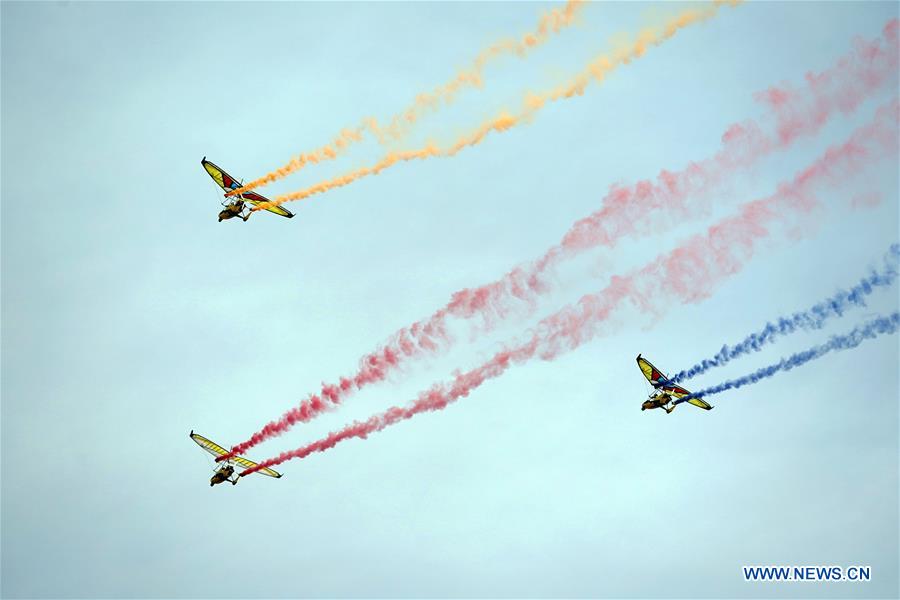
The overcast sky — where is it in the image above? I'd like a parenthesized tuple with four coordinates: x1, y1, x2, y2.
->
(2, 2, 898, 598)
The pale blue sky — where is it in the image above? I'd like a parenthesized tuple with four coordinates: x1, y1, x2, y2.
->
(2, 2, 898, 598)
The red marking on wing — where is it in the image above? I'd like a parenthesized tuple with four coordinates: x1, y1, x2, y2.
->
(242, 191, 271, 203)
(663, 385, 690, 396)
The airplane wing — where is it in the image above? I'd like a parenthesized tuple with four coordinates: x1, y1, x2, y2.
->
(189, 431, 282, 478)
(240, 190, 294, 218)
(665, 385, 714, 410)
(636, 354, 668, 388)
(201, 158, 294, 218)
(202, 157, 242, 192)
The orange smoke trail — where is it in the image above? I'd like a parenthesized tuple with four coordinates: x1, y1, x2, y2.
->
(247, 1, 735, 212)
(370, 0, 586, 145)
(227, 0, 585, 197)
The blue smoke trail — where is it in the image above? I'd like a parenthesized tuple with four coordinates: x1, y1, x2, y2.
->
(676, 312, 900, 405)
(670, 244, 899, 384)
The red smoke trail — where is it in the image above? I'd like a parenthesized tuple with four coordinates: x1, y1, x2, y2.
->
(240, 100, 898, 474)
(222, 22, 898, 460)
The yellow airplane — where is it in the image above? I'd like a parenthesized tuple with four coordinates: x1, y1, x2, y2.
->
(636, 354, 713, 413)
(201, 157, 294, 222)
(190, 431, 282, 487)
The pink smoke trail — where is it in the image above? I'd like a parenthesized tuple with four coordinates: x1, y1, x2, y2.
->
(240, 99, 898, 474)
(223, 22, 898, 460)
